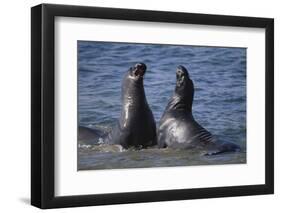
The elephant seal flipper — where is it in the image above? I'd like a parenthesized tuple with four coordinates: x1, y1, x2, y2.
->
(78, 126, 106, 145)
(204, 142, 241, 156)
(107, 63, 157, 149)
(157, 65, 241, 154)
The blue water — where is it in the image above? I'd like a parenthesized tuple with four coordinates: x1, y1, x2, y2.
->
(78, 41, 246, 170)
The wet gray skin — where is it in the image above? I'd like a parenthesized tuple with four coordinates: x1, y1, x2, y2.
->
(157, 65, 241, 155)
(107, 63, 157, 149)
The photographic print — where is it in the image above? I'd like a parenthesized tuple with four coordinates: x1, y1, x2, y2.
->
(78, 41, 246, 170)
(31, 4, 273, 208)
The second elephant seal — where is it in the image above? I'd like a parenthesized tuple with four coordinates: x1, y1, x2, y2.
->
(157, 65, 241, 155)
(107, 63, 157, 149)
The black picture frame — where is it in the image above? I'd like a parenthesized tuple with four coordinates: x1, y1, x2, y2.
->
(31, 3, 274, 209)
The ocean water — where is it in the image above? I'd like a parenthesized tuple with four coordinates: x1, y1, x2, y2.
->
(78, 41, 246, 170)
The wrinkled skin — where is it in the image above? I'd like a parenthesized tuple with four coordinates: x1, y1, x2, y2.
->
(157, 65, 241, 155)
(108, 63, 157, 149)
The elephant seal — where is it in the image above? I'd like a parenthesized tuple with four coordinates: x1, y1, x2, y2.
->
(107, 63, 157, 149)
(157, 65, 241, 155)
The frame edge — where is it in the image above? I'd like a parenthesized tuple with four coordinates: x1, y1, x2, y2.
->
(31, 4, 43, 208)
(265, 18, 274, 194)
